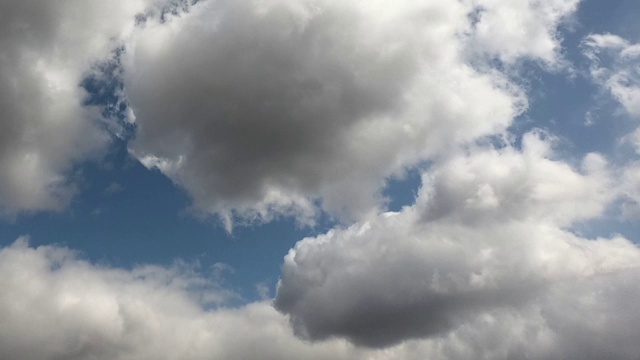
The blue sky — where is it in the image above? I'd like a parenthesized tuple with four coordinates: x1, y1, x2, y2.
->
(2, 0, 640, 359)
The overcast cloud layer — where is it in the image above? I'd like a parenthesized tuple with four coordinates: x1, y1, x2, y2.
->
(123, 0, 578, 227)
(2, 0, 640, 359)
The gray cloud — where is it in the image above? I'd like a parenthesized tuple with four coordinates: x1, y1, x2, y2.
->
(123, 0, 560, 229)
(275, 132, 639, 353)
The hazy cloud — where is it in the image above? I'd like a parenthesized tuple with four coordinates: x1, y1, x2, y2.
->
(583, 33, 640, 219)
(583, 33, 640, 117)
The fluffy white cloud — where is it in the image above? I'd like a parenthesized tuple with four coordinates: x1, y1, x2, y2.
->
(467, 0, 580, 64)
(0, 0, 154, 216)
(583, 33, 640, 117)
(275, 132, 640, 356)
(0, 238, 354, 360)
(123, 0, 577, 228)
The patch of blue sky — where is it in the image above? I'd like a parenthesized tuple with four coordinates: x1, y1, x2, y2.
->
(503, 0, 637, 152)
(0, 139, 328, 303)
(578, 0, 640, 41)
(383, 167, 423, 213)
(571, 200, 640, 243)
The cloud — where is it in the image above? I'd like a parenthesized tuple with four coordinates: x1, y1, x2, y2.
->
(0, 0, 154, 216)
(467, 0, 580, 65)
(275, 131, 640, 355)
(583, 33, 640, 219)
(619, 161, 640, 219)
(0, 238, 354, 360)
(122, 0, 578, 228)
(583, 33, 640, 117)
(6, 2, 640, 359)
(0, 238, 394, 360)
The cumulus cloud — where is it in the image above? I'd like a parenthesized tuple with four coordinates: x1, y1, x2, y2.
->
(0, 238, 434, 360)
(275, 131, 640, 355)
(0, 0, 155, 216)
(122, 0, 578, 228)
(468, 0, 580, 64)
(0, 238, 359, 360)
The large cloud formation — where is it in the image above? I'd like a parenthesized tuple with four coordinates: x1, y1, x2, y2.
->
(0, 0, 156, 216)
(275, 132, 640, 356)
(6, 1, 640, 359)
(123, 0, 577, 227)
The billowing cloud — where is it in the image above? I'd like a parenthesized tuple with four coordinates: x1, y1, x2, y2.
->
(0, 0, 153, 216)
(275, 131, 640, 354)
(123, 0, 576, 228)
(0, 238, 359, 360)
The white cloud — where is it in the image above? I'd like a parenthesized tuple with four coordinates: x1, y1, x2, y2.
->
(122, 0, 577, 227)
(0, 0, 154, 216)
(583, 33, 640, 117)
(0, 238, 402, 360)
(274, 132, 640, 357)
(0, 238, 355, 360)
(466, 0, 580, 65)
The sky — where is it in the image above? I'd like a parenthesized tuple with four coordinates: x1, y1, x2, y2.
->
(1, 0, 640, 359)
